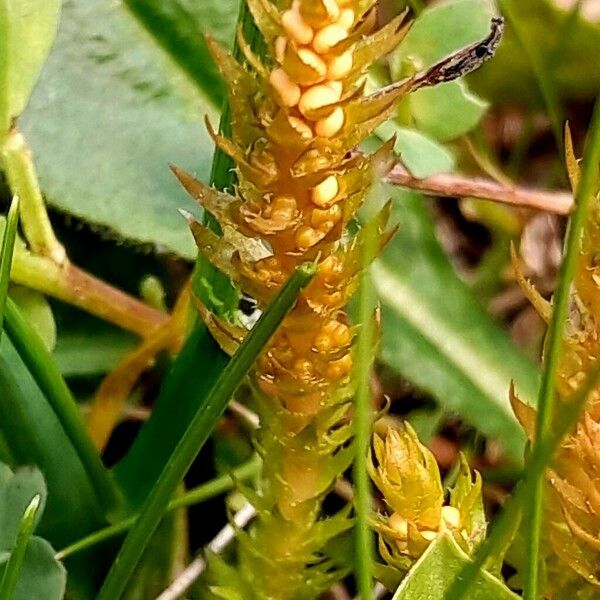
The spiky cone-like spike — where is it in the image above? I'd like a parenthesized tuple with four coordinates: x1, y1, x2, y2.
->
(174, 1, 412, 597)
(368, 425, 485, 574)
(511, 146, 600, 595)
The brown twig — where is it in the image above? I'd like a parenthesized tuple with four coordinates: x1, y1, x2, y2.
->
(386, 165, 573, 215)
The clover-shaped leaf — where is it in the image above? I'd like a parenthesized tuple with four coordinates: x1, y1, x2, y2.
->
(0, 463, 65, 600)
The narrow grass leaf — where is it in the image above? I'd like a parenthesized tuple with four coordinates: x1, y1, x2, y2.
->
(0, 196, 19, 338)
(97, 264, 315, 600)
(353, 216, 378, 598)
(57, 455, 260, 560)
(3, 298, 119, 514)
(0, 494, 41, 600)
(522, 95, 600, 600)
(447, 354, 600, 599)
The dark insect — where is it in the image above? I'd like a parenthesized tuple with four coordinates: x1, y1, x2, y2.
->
(414, 16, 505, 89)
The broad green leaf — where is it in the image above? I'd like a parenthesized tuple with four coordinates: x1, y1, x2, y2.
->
(0, 538, 65, 600)
(53, 319, 136, 378)
(0, 495, 41, 600)
(0, 336, 105, 546)
(391, 0, 496, 75)
(373, 187, 539, 464)
(0, 464, 65, 600)
(391, 533, 518, 599)
(409, 81, 488, 142)
(20, 0, 229, 259)
(0, 0, 60, 135)
(10, 286, 56, 352)
(375, 123, 455, 178)
(4, 299, 119, 514)
(54, 328, 136, 378)
(0, 466, 46, 545)
(123, 0, 241, 108)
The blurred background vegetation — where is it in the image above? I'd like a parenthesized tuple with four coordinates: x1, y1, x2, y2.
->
(1, 0, 599, 597)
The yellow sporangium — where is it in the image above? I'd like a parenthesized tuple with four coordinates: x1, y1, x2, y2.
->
(369, 425, 486, 573)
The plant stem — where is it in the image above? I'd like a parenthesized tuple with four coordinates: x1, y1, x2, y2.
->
(522, 97, 600, 600)
(11, 250, 168, 337)
(386, 165, 573, 214)
(55, 455, 260, 560)
(0, 495, 41, 600)
(1, 128, 66, 264)
(353, 221, 377, 598)
(97, 264, 315, 600)
(1, 127, 167, 338)
(4, 298, 121, 515)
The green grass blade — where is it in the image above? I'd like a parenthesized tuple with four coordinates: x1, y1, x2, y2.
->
(522, 95, 600, 600)
(447, 96, 600, 599)
(0, 196, 20, 338)
(56, 455, 260, 560)
(97, 264, 315, 600)
(3, 298, 119, 514)
(353, 219, 378, 598)
(447, 355, 600, 600)
(0, 494, 41, 600)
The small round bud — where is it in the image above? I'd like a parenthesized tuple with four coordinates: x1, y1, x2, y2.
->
(282, 8, 314, 45)
(315, 106, 345, 137)
(295, 226, 322, 250)
(288, 116, 314, 140)
(327, 51, 353, 79)
(270, 68, 301, 107)
(297, 47, 328, 77)
(298, 83, 341, 116)
(323, 0, 341, 21)
(275, 36, 288, 63)
(389, 513, 409, 538)
(310, 204, 341, 228)
(421, 530, 438, 542)
(293, 358, 314, 379)
(325, 80, 343, 95)
(313, 24, 348, 54)
(311, 175, 339, 207)
(326, 354, 352, 379)
(271, 195, 298, 222)
(337, 8, 355, 30)
(441, 505, 461, 529)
